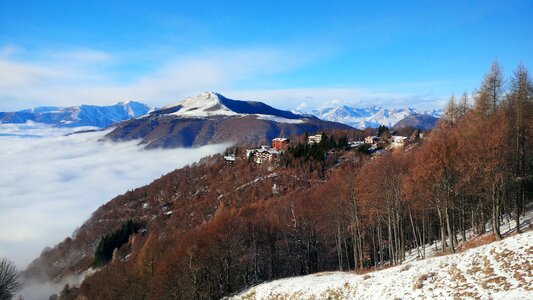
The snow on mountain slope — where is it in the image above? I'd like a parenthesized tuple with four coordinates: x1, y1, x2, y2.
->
(0, 101, 151, 128)
(106, 93, 350, 148)
(230, 230, 533, 300)
(152, 92, 304, 120)
(295, 101, 442, 129)
(159, 92, 239, 117)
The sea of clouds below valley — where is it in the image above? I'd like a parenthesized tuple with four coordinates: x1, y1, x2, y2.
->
(0, 123, 228, 271)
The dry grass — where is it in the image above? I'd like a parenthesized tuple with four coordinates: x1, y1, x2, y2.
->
(240, 290, 256, 300)
(349, 266, 388, 275)
(413, 272, 436, 290)
(320, 287, 346, 300)
(457, 234, 496, 253)
(448, 265, 467, 285)
(400, 264, 412, 272)
(453, 290, 480, 300)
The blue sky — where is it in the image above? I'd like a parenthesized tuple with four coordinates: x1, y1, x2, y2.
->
(0, 0, 531, 111)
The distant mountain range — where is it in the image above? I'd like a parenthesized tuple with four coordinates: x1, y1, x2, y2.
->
(1, 94, 443, 139)
(0, 101, 151, 128)
(105, 92, 351, 148)
(293, 101, 442, 130)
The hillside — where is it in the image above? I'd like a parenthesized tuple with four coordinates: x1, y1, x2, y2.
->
(105, 92, 352, 148)
(392, 112, 439, 130)
(230, 229, 533, 300)
(0, 101, 151, 128)
(24, 148, 346, 285)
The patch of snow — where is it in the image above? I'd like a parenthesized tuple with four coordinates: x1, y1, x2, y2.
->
(164, 92, 238, 117)
(255, 114, 304, 124)
(230, 230, 533, 300)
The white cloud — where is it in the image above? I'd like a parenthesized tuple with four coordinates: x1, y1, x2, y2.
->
(0, 124, 228, 269)
(0, 45, 447, 112)
(0, 45, 20, 58)
(0, 46, 313, 110)
(48, 48, 112, 63)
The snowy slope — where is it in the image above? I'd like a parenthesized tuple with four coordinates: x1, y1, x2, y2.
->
(294, 101, 442, 129)
(230, 230, 533, 300)
(0, 101, 151, 128)
(151, 92, 305, 122)
(159, 92, 238, 117)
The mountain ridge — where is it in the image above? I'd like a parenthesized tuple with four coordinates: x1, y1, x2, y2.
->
(293, 101, 442, 129)
(0, 101, 151, 128)
(105, 92, 350, 148)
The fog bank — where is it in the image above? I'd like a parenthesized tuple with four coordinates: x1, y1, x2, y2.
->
(0, 123, 228, 270)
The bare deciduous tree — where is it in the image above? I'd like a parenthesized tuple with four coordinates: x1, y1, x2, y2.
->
(0, 258, 21, 300)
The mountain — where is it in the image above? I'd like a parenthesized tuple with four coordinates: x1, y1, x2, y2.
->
(0, 101, 151, 128)
(294, 101, 442, 129)
(392, 112, 439, 130)
(105, 92, 352, 148)
(231, 230, 533, 300)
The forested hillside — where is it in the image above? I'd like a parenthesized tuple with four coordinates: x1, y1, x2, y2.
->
(31, 63, 532, 300)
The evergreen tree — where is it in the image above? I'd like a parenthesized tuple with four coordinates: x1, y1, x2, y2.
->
(93, 220, 143, 266)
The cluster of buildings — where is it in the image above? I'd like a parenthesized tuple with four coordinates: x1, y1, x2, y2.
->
(364, 135, 408, 149)
(239, 137, 290, 164)
(224, 130, 417, 164)
(307, 134, 322, 144)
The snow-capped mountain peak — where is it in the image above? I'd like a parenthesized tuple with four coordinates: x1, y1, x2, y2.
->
(160, 92, 237, 117)
(0, 101, 152, 128)
(152, 92, 306, 121)
(295, 102, 442, 129)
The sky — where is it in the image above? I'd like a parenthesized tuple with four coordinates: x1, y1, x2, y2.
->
(0, 1, 532, 111)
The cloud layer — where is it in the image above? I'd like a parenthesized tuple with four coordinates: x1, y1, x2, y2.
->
(0, 45, 447, 112)
(0, 46, 316, 110)
(0, 124, 228, 269)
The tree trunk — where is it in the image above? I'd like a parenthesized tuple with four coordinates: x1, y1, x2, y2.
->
(352, 226, 358, 270)
(461, 205, 467, 243)
(480, 199, 486, 234)
(336, 223, 343, 271)
(376, 224, 380, 268)
(409, 207, 421, 257)
(437, 208, 446, 251)
(387, 214, 394, 265)
(492, 182, 502, 240)
(357, 226, 364, 269)
(371, 226, 377, 269)
(445, 207, 455, 253)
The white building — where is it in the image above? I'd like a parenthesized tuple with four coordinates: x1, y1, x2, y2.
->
(308, 134, 322, 144)
(391, 136, 408, 148)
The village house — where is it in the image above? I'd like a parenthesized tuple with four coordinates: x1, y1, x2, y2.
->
(349, 140, 365, 148)
(253, 146, 279, 164)
(224, 154, 236, 162)
(308, 134, 322, 144)
(391, 136, 408, 148)
(272, 137, 289, 150)
(245, 145, 279, 164)
(365, 136, 379, 144)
